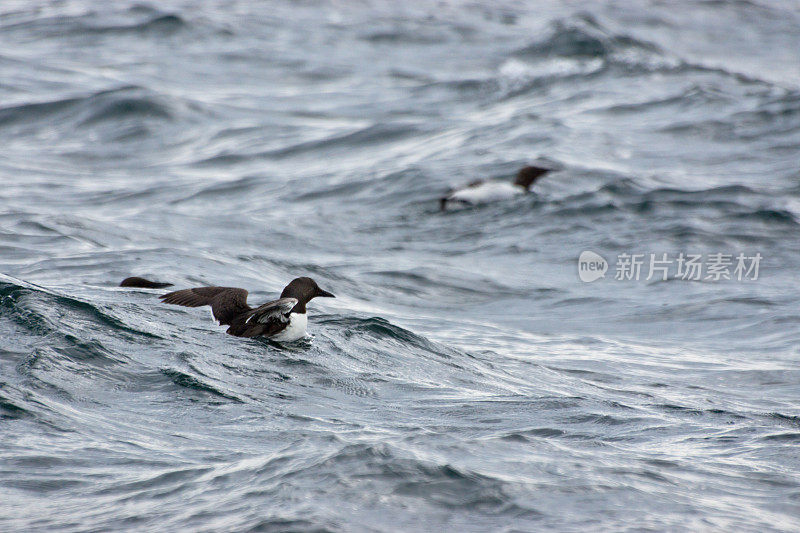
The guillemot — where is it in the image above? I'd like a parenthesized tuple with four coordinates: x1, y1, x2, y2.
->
(159, 277, 334, 341)
(439, 165, 551, 210)
(120, 277, 173, 288)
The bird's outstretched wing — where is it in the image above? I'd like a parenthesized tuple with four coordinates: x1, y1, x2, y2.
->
(159, 287, 250, 326)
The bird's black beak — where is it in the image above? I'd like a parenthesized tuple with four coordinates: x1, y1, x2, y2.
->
(316, 288, 335, 298)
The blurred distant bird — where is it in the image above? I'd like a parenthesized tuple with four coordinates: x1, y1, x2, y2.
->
(120, 276, 173, 289)
(439, 165, 551, 210)
(159, 277, 335, 342)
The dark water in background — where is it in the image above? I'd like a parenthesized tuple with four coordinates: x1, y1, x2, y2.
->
(1, 0, 799, 530)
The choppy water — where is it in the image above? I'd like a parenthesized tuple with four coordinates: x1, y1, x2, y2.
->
(2, 1, 800, 531)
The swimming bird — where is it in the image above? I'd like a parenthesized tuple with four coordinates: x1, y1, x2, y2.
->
(120, 276, 173, 288)
(439, 165, 551, 210)
(159, 277, 334, 341)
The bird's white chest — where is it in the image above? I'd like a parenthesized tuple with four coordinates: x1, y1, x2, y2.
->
(449, 181, 524, 205)
(269, 312, 308, 342)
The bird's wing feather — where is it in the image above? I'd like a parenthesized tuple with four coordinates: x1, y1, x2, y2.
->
(247, 297, 297, 325)
(159, 287, 250, 326)
(224, 298, 297, 338)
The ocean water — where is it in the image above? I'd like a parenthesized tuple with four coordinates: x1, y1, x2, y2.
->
(1, 0, 799, 531)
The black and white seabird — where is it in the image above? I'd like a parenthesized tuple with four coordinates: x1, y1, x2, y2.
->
(159, 277, 334, 342)
(120, 277, 173, 288)
(439, 165, 551, 210)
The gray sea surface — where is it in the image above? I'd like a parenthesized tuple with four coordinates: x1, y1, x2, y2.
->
(1, 1, 799, 531)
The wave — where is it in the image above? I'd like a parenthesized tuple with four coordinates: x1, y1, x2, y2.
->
(0, 85, 181, 134)
(193, 123, 420, 166)
(0, 276, 160, 340)
(602, 84, 736, 114)
(160, 368, 244, 402)
(660, 90, 800, 141)
(546, 181, 798, 228)
(169, 176, 266, 204)
(492, 10, 793, 106)
(2, 8, 188, 38)
(285, 442, 536, 514)
(514, 13, 663, 60)
(0, 386, 31, 421)
(317, 315, 463, 361)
